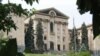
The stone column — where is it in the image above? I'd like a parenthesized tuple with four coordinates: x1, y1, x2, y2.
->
(60, 23, 63, 51)
(65, 25, 70, 51)
(47, 21, 50, 50)
(54, 22, 57, 51)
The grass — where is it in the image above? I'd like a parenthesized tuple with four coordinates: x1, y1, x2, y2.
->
(25, 53, 47, 56)
(25, 53, 60, 56)
(67, 51, 91, 56)
(25, 51, 90, 56)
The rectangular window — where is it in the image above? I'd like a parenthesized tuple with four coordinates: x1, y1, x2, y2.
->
(63, 37, 65, 42)
(57, 44, 60, 51)
(63, 45, 65, 50)
(44, 44, 47, 51)
(44, 36, 47, 40)
(57, 36, 60, 41)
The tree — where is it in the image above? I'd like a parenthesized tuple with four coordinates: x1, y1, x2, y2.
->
(81, 23, 89, 51)
(76, 34, 80, 51)
(70, 27, 80, 52)
(0, 38, 17, 56)
(0, 0, 38, 34)
(36, 19, 44, 53)
(0, 0, 38, 55)
(76, 0, 100, 39)
(25, 18, 34, 52)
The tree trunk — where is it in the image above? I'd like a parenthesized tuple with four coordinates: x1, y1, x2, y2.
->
(93, 13, 100, 39)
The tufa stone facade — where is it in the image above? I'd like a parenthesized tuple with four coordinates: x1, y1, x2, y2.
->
(24, 8, 70, 51)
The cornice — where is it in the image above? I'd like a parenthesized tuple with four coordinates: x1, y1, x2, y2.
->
(35, 12, 69, 19)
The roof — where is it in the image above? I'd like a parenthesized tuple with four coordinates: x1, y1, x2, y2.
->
(35, 7, 69, 19)
(69, 24, 92, 31)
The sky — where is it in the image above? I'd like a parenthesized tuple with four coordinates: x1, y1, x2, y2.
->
(2, 0, 92, 29)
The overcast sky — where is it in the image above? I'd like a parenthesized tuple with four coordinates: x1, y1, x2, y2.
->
(3, 0, 92, 29)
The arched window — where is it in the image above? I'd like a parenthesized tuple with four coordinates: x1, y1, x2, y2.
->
(50, 22, 53, 32)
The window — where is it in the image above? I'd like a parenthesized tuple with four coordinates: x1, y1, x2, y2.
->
(50, 42, 54, 50)
(24, 28, 27, 33)
(50, 22, 53, 32)
(63, 37, 65, 42)
(57, 44, 60, 51)
(44, 36, 47, 40)
(44, 44, 47, 51)
(91, 29, 93, 32)
(63, 45, 65, 50)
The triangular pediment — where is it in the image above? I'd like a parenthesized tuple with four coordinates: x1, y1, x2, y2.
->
(35, 7, 69, 18)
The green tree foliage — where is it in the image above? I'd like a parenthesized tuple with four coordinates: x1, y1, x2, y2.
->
(76, 0, 100, 39)
(0, 0, 38, 33)
(0, 38, 17, 56)
(81, 23, 89, 51)
(0, 0, 38, 55)
(24, 0, 39, 5)
(76, 35, 80, 51)
(36, 19, 44, 53)
(25, 18, 34, 53)
(70, 27, 80, 52)
(69, 29, 75, 51)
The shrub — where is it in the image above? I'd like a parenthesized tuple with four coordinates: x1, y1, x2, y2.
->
(67, 51, 91, 56)
(0, 38, 18, 56)
(24, 48, 32, 53)
(17, 52, 25, 56)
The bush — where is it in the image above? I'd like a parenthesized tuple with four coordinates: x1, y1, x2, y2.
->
(24, 48, 32, 53)
(0, 38, 17, 56)
(67, 51, 91, 56)
(17, 52, 25, 56)
(78, 51, 91, 56)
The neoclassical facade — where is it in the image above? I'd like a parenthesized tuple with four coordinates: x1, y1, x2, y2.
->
(25, 8, 70, 51)
(1, 8, 100, 55)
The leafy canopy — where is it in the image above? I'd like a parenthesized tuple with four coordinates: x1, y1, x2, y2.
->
(76, 0, 92, 14)
(0, 0, 38, 33)
(76, 0, 100, 39)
